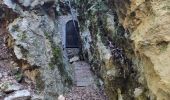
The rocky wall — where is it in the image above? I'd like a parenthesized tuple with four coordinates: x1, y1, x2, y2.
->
(76, 0, 170, 99)
(112, 0, 170, 99)
(3, 0, 73, 99)
(2, 0, 170, 99)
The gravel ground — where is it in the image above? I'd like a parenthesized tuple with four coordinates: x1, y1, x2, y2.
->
(65, 85, 108, 100)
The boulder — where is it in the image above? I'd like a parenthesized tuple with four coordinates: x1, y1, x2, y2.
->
(0, 82, 23, 93)
(0, 91, 5, 98)
(134, 88, 143, 98)
(58, 95, 65, 100)
(4, 90, 31, 100)
(32, 94, 43, 100)
(69, 56, 80, 63)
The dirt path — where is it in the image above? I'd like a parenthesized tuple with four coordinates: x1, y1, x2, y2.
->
(73, 61, 95, 87)
(65, 61, 108, 100)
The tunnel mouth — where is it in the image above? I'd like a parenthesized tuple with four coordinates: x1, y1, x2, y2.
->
(65, 20, 81, 48)
(65, 20, 82, 58)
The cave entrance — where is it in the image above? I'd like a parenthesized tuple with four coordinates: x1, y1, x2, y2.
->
(65, 20, 80, 48)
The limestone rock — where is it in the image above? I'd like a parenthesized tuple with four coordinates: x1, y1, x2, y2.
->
(76, 0, 170, 99)
(8, 14, 54, 67)
(4, 90, 31, 100)
(3, 0, 170, 99)
(7, 5, 73, 99)
(134, 88, 143, 98)
(58, 95, 65, 100)
(0, 82, 23, 93)
(4, 0, 58, 10)
(106, 14, 116, 34)
(32, 94, 43, 100)
(112, 0, 170, 99)
(117, 89, 123, 100)
(3, 0, 16, 9)
(69, 56, 79, 63)
(0, 73, 2, 79)
(3, 72, 8, 76)
(80, 29, 92, 61)
(0, 91, 5, 98)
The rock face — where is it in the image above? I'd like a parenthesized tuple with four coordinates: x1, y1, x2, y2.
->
(0, 82, 23, 93)
(4, 90, 31, 100)
(76, 0, 170, 99)
(2, 0, 170, 100)
(112, 0, 170, 99)
(3, 0, 73, 99)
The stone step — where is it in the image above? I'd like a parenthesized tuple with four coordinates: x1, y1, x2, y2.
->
(72, 61, 95, 87)
(76, 81, 93, 87)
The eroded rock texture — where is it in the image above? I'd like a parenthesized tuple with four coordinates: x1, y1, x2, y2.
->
(113, 0, 170, 99)
(76, 0, 170, 99)
(2, 0, 73, 99)
(1, 0, 170, 100)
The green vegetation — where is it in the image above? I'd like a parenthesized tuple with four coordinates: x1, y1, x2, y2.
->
(33, 39, 39, 47)
(43, 30, 73, 86)
(21, 32, 27, 40)
(48, 62, 55, 70)
(44, 32, 50, 39)
(14, 72, 22, 82)
(49, 46, 62, 69)
(11, 24, 19, 32)
(0, 83, 9, 90)
(52, 47, 61, 59)
(17, 32, 27, 41)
